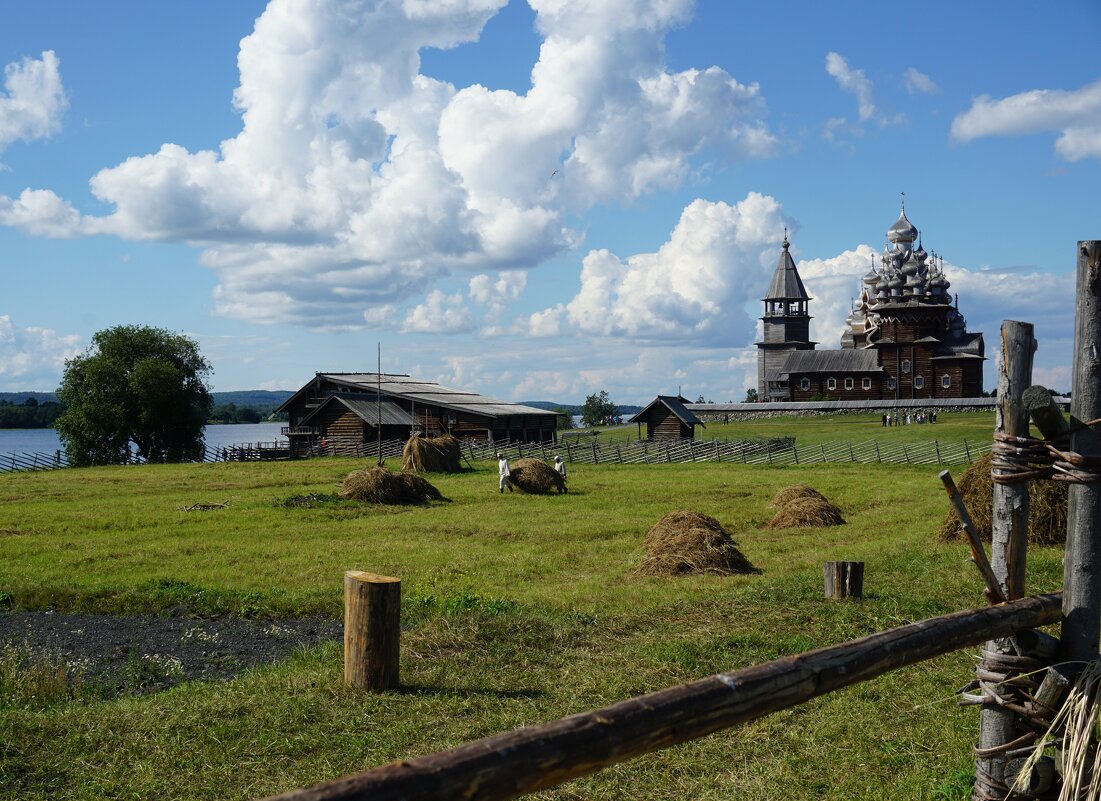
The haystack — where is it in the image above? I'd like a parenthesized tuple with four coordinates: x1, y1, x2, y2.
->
(508, 457, 567, 494)
(340, 467, 443, 505)
(937, 452, 1067, 545)
(402, 433, 463, 473)
(639, 510, 759, 576)
(769, 484, 827, 508)
(767, 496, 846, 529)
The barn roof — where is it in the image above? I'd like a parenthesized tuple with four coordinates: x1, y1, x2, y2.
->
(300, 393, 414, 428)
(779, 349, 883, 377)
(629, 395, 705, 427)
(278, 373, 557, 419)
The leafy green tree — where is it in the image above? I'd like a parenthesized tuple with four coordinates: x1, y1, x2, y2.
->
(552, 407, 574, 430)
(744, 388, 759, 403)
(56, 325, 214, 465)
(581, 390, 618, 427)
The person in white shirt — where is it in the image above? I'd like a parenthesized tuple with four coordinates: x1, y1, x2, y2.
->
(553, 455, 568, 493)
(497, 452, 512, 493)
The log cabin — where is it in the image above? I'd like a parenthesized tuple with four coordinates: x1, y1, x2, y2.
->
(278, 373, 559, 454)
(629, 395, 705, 440)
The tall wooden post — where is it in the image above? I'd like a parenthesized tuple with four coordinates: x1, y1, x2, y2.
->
(344, 571, 401, 691)
(1062, 241, 1101, 665)
(976, 320, 1035, 798)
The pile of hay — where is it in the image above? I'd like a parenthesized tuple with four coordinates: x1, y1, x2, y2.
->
(767, 496, 846, 529)
(340, 467, 443, 505)
(769, 484, 827, 508)
(639, 510, 759, 576)
(937, 453, 1068, 545)
(508, 457, 567, 495)
(401, 433, 463, 473)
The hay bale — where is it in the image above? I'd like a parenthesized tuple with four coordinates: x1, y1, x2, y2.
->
(508, 457, 566, 495)
(339, 467, 442, 505)
(639, 510, 759, 576)
(401, 433, 463, 473)
(769, 484, 828, 508)
(767, 497, 846, 529)
(937, 453, 1067, 545)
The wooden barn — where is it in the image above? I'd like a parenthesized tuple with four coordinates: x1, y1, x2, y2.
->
(278, 373, 559, 454)
(629, 396, 705, 441)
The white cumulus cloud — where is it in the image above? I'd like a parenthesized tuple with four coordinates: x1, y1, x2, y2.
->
(0, 316, 82, 390)
(528, 191, 792, 345)
(0, 51, 67, 153)
(1, 0, 775, 331)
(401, 289, 475, 334)
(951, 79, 1101, 161)
(903, 67, 939, 95)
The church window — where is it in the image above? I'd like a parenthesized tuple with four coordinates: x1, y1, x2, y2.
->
(902, 359, 912, 373)
(827, 377, 837, 391)
(800, 378, 810, 391)
(914, 376, 925, 389)
(844, 377, 854, 390)
(887, 377, 897, 390)
(942, 374, 951, 388)
(862, 377, 872, 390)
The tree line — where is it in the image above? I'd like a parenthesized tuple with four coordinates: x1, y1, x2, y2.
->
(0, 398, 63, 429)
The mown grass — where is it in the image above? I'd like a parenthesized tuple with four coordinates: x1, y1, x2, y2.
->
(587, 410, 996, 448)
(0, 444, 1063, 801)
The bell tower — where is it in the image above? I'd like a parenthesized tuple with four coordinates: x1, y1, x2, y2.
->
(755, 233, 815, 401)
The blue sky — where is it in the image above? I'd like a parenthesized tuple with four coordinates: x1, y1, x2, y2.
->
(0, 0, 1097, 403)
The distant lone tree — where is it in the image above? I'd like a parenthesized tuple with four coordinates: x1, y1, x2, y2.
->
(744, 388, 759, 403)
(56, 325, 214, 466)
(581, 390, 618, 427)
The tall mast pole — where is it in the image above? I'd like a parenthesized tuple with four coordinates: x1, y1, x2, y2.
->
(377, 343, 383, 466)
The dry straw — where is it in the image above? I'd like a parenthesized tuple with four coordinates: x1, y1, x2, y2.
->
(769, 484, 827, 508)
(937, 452, 1068, 545)
(638, 510, 760, 577)
(340, 466, 443, 505)
(401, 433, 463, 473)
(508, 457, 567, 495)
(767, 496, 846, 529)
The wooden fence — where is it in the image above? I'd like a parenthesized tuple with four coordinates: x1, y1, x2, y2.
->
(0, 435, 987, 473)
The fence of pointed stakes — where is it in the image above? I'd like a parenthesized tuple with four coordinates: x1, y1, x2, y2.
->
(265, 242, 1101, 801)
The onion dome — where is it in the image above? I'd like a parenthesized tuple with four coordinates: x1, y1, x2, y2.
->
(887, 207, 918, 245)
(863, 258, 879, 285)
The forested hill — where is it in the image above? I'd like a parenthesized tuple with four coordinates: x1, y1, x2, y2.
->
(0, 390, 294, 407)
(520, 401, 643, 416)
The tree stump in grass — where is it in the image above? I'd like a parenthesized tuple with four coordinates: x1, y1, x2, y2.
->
(344, 571, 401, 691)
(824, 561, 864, 599)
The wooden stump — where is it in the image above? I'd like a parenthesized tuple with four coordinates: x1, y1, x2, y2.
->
(823, 561, 864, 599)
(344, 571, 401, 691)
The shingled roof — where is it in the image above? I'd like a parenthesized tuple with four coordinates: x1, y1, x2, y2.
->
(629, 395, 705, 427)
(779, 349, 883, 377)
(763, 237, 810, 301)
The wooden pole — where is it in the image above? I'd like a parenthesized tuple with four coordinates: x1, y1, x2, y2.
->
(978, 319, 1036, 796)
(1062, 241, 1101, 665)
(938, 470, 1007, 605)
(264, 594, 1061, 801)
(344, 571, 400, 691)
(823, 561, 864, 599)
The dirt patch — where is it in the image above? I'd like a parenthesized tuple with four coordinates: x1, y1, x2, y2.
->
(0, 611, 341, 697)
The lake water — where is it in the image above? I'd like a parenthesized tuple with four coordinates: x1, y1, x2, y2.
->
(0, 422, 288, 455)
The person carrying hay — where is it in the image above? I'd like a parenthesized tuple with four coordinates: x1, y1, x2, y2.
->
(497, 452, 512, 493)
(553, 455, 568, 492)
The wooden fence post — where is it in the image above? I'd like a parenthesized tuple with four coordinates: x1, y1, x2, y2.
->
(976, 320, 1036, 798)
(823, 561, 864, 599)
(1062, 241, 1101, 665)
(344, 571, 401, 691)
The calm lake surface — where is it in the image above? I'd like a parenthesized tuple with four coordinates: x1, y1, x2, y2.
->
(0, 423, 288, 455)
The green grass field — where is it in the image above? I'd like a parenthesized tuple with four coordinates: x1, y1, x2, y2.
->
(0, 421, 1061, 800)
(587, 410, 996, 448)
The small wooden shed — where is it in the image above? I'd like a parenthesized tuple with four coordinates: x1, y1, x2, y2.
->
(629, 395, 705, 441)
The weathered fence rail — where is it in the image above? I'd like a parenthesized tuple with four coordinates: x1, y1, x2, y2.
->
(264, 593, 1062, 801)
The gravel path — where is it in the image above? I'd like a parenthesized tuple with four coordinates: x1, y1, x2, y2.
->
(0, 611, 342, 696)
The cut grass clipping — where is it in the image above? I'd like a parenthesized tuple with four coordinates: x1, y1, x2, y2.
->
(767, 486, 846, 529)
(401, 433, 463, 473)
(639, 510, 760, 577)
(937, 452, 1067, 545)
(340, 466, 443, 505)
(508, 457, 566, 495)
